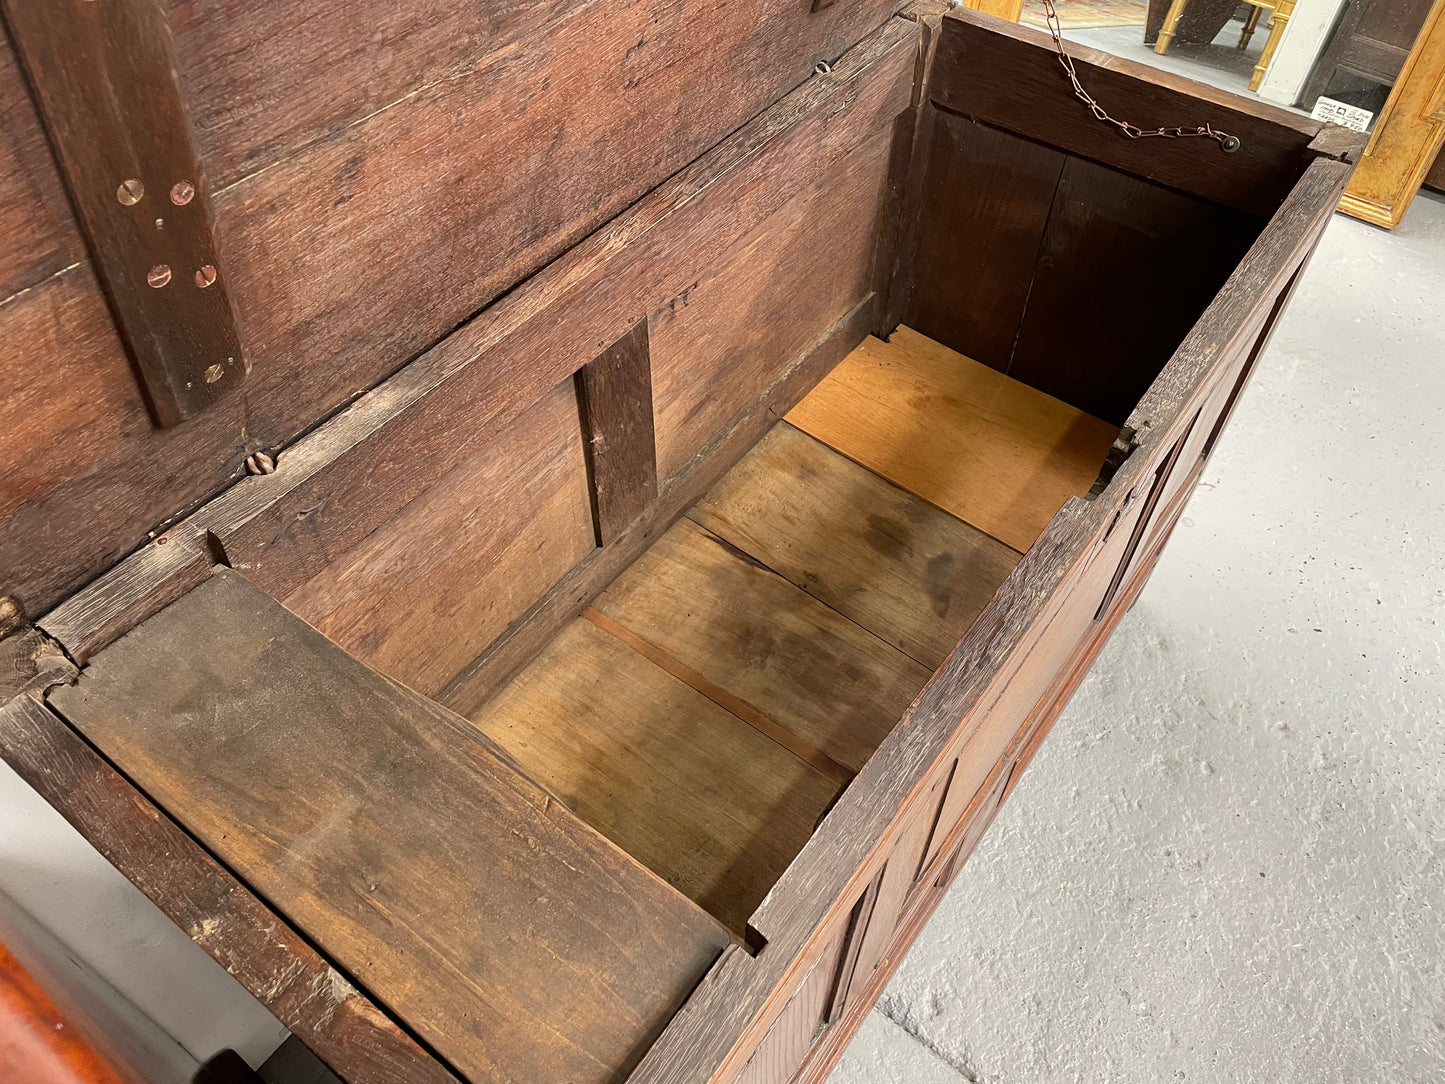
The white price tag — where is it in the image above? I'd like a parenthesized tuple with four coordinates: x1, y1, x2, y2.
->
(1310, 97, 1374, 133)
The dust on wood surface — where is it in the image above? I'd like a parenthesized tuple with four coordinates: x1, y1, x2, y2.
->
(48, 569, 727, 1084)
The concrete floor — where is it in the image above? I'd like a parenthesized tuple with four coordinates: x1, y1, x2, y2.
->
(829, 194, 1445, 1082)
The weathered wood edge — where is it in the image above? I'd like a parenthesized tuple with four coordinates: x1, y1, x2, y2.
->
(0, 690, 462, 1084)
(878, 0, 951, 332)
(794, 452, 1202, 1084)
(627, 151, 1351, 1084)
(943, 7, 1322, 139)
(37, 17, 921, 666)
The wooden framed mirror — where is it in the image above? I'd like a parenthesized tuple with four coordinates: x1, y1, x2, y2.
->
(1339, 0, 1445, 226)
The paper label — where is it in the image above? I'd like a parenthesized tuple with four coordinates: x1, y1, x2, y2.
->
(1311, 97, 1374, 133)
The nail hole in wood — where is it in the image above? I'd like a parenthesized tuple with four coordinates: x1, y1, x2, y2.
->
(116, 179, 144, 205)
(147, 264, 172, 288)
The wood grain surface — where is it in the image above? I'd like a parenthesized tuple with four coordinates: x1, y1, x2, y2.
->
(49, 570, 728, 1084)
(469, 617, 842, 936)
(577, 321, 658, 543)
(787, 329, 1119, 551)
(2, 0, 246, 425)
(931, 8, 1324, 217)
(907, 112, 1065, 372)
(10, 17, 917, 622)
(281, 379, 595, 697)
(1004, 155, 1261, 424)
(692, 421, 1021, 668)
(593, 517, 931, 775)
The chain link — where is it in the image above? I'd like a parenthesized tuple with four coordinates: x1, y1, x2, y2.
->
(1037, 0, 1241, 152)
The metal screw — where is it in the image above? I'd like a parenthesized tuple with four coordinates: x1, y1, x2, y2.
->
(116, 178, 145, 205)
(0, 596, 24, 639)
(170, 180, 195, 205)
(1221, 134, 1242, 153)
(195, 265, 218, 288)
(245, 451, 277, 476)
(147, 264, 172, 288)
(814, 60, 833, 75)
(203, 363, 225, 383)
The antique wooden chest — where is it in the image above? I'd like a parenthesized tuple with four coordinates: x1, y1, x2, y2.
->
(0, 2, 1359, 1081)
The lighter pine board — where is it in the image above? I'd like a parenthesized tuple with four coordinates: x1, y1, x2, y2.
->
(469, 617, 841, 937)
(593, 517, 932, 776)
(785, 326, 1119, 553)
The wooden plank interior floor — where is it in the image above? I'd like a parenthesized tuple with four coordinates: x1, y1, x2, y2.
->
(468, 327, 1117, 935)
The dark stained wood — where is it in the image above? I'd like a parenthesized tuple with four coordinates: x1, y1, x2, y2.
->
(931, 9, 1325, 218)
(281, 378, 594, 698)
(877, 0, 955, 332)
(593, 517, 931, 775)
(576, 322, 658, 543)
(1, 0, 245, 425)
(0, 694, 461, 1084)
(691, 422, 1022, 669)
(171, 0, 906, 190)
(469, 615, 841, 937)
(908, 113, 1065, 369)
(0, 36, 82, 301)
(1006, 155, 1262, 424)
(628, 157, 1351, 1084)
(0, 12, 919, 618)
(0, 628, 72, 702)
(49, 570, 729, 1084)
(12, 17, 917, 624)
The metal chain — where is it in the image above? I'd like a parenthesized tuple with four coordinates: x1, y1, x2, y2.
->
(1037, 0, 1241, 152)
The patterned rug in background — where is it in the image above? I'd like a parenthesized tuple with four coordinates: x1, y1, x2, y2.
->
(1021, 0, 1148, 29)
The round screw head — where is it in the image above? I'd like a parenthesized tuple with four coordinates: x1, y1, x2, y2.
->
(116, 178, 145, 205)
(1221, 134, 1242, 153)
(147, 264, 172, 288)
(203, 363, 225, 384)
(170, 180, 195, 205)
(195, 264, 218, 288)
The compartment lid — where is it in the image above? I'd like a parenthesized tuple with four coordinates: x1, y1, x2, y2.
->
(48, 569, 729, 1084)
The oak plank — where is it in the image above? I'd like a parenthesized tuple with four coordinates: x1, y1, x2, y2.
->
(650, 129, 894, 482)
(49, 570, 728, 1084)
(437, 296, 880, 719)
(282, 378, 594, 698)
(785, 328, 1119, 552)
(11, 19, 917, 621)
(577, 322, 657, 542)
(2, 0, 247, 425)
(930, 8, 1322, 217)
(469, 617, 842, 936)
(593, 518, 931, 775)
(691, 422, 1020, 669)
(0, 37, 82, 301)
(907, 113, 1065, 371)
(1006, 155, 1261, 425)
